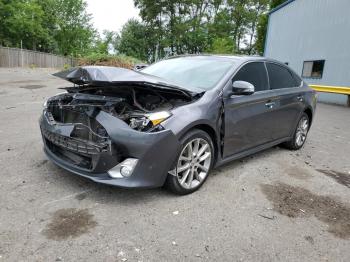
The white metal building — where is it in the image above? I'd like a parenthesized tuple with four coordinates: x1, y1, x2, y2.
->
(264, 0, 350, 105)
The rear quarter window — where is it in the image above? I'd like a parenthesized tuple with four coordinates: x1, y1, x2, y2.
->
(290, 70, 302, 86)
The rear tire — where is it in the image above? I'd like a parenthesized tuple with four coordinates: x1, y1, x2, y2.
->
(165, 129, 214, 195)
(283, 112, 310, 150)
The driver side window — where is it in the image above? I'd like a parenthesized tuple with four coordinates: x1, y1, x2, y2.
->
(232, 62, 268, 92)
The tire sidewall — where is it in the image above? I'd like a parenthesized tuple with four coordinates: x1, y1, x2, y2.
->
(166, 129, 215, 195)
(292, 112, 309, 149)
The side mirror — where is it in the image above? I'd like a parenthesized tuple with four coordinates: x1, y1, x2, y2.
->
(133, 64, 149, 71)
(232, 81, 255, 95)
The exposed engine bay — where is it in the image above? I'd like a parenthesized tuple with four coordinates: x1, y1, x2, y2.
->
(45, 85, 195, 141)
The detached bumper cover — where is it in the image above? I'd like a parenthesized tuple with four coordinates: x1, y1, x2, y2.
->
(40, 110, 181, 188)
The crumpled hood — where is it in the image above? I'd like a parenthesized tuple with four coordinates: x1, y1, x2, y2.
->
(53, 66, 200, 96)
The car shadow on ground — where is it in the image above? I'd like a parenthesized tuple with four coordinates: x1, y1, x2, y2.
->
(211, 146, 282, 175)
(38, 145, 285, 205)
(42, 161, 175, 204)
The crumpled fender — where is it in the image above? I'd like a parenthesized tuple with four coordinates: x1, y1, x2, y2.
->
(94, 111, 182, 187)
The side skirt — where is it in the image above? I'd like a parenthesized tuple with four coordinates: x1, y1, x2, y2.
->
(214, 137, 291, 168)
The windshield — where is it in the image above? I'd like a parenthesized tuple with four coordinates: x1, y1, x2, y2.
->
(142, 56, 237, 91)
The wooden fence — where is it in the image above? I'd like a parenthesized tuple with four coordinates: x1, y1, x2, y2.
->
(0, 46, 76, 68)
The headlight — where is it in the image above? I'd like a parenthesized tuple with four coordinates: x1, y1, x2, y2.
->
(43, 99, 48, 109)
(129, 111, 172, 131)
(146, 111, 172, 126)
(43, 92, 66, 109)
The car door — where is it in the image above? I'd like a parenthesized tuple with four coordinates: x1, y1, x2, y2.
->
(223, 62, 276, 157)
(265, 62, 304, 140)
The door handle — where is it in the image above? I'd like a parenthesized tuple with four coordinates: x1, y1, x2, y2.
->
(265, 101, 275, 109)
(297, 95, 304, 102)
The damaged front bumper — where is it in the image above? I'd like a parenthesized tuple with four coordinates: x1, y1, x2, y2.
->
(40, 110, 181, 188)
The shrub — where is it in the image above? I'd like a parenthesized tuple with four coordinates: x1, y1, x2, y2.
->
(78, 53, 143, 69)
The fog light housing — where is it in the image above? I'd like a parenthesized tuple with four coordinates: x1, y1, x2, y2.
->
(107, 158, 138, 178)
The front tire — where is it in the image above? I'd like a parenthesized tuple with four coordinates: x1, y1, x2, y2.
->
(165, 129, 214, 195)
(283, 112, 310, 150)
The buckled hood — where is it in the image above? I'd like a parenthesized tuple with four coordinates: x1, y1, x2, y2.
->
(53, 66, 200, 96)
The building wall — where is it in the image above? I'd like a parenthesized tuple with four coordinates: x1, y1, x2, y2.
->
(265, 0, 350, 105)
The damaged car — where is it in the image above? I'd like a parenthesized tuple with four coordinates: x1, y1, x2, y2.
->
(40, 55, 316, 194)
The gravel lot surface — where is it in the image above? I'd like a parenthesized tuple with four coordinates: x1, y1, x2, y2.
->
(0, 68, 349, 262)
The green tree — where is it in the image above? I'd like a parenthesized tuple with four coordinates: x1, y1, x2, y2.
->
(116, 19, 150, 61)
(134, 0, 165, 60)
(132, 0, 270, 59)
(93, 30, 120, 54)
(51, 0, 95, 56)
(0, 0, 52, 50)
(1, 0, 277, 60)
(255, 14, 268, 55)
(135, 0, 222, 59)
(208, 37, 236, 54)
(244, 0, 269, 54)
(0, 0, 95, 57)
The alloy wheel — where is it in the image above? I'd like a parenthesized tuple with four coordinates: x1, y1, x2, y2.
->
(295, 116, 309, 147)
(174, 138, 212, 189)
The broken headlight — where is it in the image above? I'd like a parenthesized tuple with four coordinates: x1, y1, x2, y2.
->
(43, 99, 48, 109)
(129, 111, 171, 131)
(43, 92, 67, 110)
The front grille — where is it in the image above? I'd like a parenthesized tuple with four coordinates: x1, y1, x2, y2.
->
(46, 139, 93, 169)
(42, 128, 109, 155)
(47, 107, 109, 143)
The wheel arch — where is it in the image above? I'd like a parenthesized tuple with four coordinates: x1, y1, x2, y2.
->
(181, 124, 219, 165)
(304, 107, 313, 126)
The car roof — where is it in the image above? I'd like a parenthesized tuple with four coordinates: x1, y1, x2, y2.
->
(164, 54, 297, 77)
(166, 54, 278, 64)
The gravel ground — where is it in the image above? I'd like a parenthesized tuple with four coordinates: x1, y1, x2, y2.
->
(0, 68, 349, 262)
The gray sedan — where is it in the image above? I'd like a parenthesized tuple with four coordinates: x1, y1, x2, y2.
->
(40, 55, 317, 194)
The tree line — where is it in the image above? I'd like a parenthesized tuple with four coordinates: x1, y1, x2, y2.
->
(0, 0, 286, 61)
(0, 0, 97, 56)
(118, 0, 286, 61)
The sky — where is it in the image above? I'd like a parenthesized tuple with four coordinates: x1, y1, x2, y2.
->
(86, 0, 140, 35)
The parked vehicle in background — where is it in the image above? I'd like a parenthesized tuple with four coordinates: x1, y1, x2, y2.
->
(40, 55, 317, 194)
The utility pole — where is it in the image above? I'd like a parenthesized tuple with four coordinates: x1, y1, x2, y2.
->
(21, 40, 23, 67)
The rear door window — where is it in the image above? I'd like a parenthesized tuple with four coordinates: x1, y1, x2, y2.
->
(266, 63, 298, 90)
(232, 62, 268, 92)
